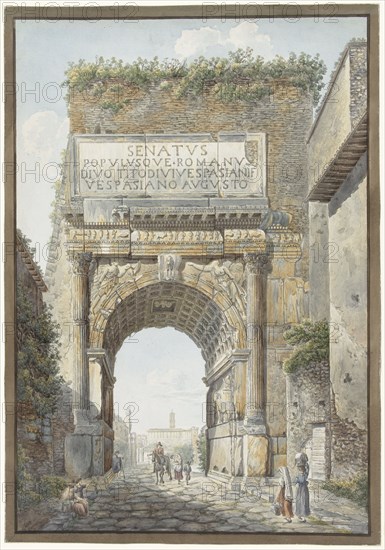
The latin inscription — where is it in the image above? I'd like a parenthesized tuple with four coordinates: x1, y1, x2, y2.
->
(74, 134, 266, 198)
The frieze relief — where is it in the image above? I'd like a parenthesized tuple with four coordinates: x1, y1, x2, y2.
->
(131, 230, 223, 243)
(265, 230, 302, 259)
(89, 259, 146, 323)
(65, 224, 278, 259)
(185, 259, 247, 316)
(66, 226, 131, 243)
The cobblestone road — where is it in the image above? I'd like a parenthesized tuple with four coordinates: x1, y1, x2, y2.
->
(42, 464, 368, 534)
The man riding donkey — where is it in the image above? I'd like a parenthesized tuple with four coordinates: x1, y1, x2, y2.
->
(152, 442, 164, 473)
(152, 442, 172, 485)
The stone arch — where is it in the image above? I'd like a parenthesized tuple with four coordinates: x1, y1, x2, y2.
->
(101, 281, 240, 374)
(66, 253, 269, 480)
(89, 259, 247, 361)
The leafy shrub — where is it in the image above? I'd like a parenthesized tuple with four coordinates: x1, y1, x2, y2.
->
(197, 427, 207, 472)
(283, 319, 329, 373)
(38, 476, 68, 499)
(63, 48, 327, 112)
(173, 443, 194, 464)
(17, 278, 63, 417)
(17, 446, 68, 509)
(322, 472, 368, 510)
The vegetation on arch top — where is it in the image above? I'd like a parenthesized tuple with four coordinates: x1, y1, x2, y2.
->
(63, 48, 327, 112)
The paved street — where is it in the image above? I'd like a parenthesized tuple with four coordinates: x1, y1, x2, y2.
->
(42, 464, 368, 533)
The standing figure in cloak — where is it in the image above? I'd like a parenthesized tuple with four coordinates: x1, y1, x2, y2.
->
(173, 453, 184, 485)
(275, 466, 294, 523)
(294, 455, 311, 522)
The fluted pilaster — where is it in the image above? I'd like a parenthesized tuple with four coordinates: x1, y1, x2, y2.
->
(69, 252, 92, 410)
(244, 253, 268, 432)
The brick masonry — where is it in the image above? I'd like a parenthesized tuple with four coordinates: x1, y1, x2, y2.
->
(68, 80, 313, 240)
(286, 361, 331, 478)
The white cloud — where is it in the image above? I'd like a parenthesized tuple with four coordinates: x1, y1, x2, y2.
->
(174, 27, 222, 58)
(174, 22, 273, 60)
(226, 22, 273, 57)
(21, 110, 69, 164)
(17, 111, 69, 271)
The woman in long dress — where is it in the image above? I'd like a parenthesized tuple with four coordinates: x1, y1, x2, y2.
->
(173, 454, 183, 484)
(295, 464, 311, 521)
(275, 466, 294, 522)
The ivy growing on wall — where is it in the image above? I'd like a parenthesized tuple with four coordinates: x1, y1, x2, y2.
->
(17, 277, 63, 417)
(62, 48, 327, 112)
(282, 319, 329, 374)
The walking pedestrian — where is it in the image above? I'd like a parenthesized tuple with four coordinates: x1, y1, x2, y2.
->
(183, 461, 192, 485)
(112, 450, 123, 478)
(274, 466, 294, 523)
(173, 453, 183, 485)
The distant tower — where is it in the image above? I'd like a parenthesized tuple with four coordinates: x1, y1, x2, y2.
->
(169, 410, 176, 429)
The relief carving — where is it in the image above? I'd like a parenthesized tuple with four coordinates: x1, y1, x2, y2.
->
(131, 230, 222, 243)
(158, 254, 182, 282)
(90, 260, 143, 317)
(186, 260, 246, 307)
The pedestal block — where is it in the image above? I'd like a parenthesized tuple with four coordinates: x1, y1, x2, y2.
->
(246, 434, 270, 477)
(64, 414, 113, 478)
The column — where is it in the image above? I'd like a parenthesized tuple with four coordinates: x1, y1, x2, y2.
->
(66, 253, 101, 479)
(243, 253, 270, 477)
(70, 252, 92, 411)
(244, 252, 268, 428)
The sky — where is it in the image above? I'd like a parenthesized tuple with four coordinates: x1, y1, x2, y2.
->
(15, 16, 367, 434)
(16, 17, 367, 264)
(113, 327, 206, 433)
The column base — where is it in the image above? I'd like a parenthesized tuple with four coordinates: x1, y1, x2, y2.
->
(244, 414, 267, 435)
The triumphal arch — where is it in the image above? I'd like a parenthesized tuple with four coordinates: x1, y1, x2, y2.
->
(48, 129, 307, 481)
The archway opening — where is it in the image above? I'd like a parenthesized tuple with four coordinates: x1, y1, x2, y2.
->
(87, 279, 247, 478)
(113, 327, 207, 470)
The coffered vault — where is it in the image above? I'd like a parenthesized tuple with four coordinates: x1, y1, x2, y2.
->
(101, 282, 236, 373)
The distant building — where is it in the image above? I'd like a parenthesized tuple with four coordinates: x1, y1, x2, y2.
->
(136, 434, 148, 463)
(17, 230, 47, 314)
(113, 414, 137, 467)
(147, 411, 199, 461)
(169, 410, 176, 429)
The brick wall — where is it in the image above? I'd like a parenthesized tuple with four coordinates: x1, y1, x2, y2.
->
(286, 361, 331, 479)
(330, 389, 367, 479)
(349, 44, 367, 125)
(68, 80, 313, 238)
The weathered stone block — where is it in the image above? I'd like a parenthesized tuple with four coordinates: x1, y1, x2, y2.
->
(277, 436, 287, 455)
(270, 437, 278, 455)
(247, 435, 269, 476)
(272, 454, 287, 474)
(65, 434, 93, 479)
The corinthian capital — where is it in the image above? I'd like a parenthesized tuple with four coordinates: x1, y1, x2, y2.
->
(244, 253, 269, 275)
(69, 252, 93, 276)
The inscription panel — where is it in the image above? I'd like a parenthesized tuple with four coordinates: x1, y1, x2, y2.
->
(72, 133, 266, 199)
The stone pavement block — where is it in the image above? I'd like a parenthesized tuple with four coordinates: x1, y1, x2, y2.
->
(37, 468, 368, 534)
